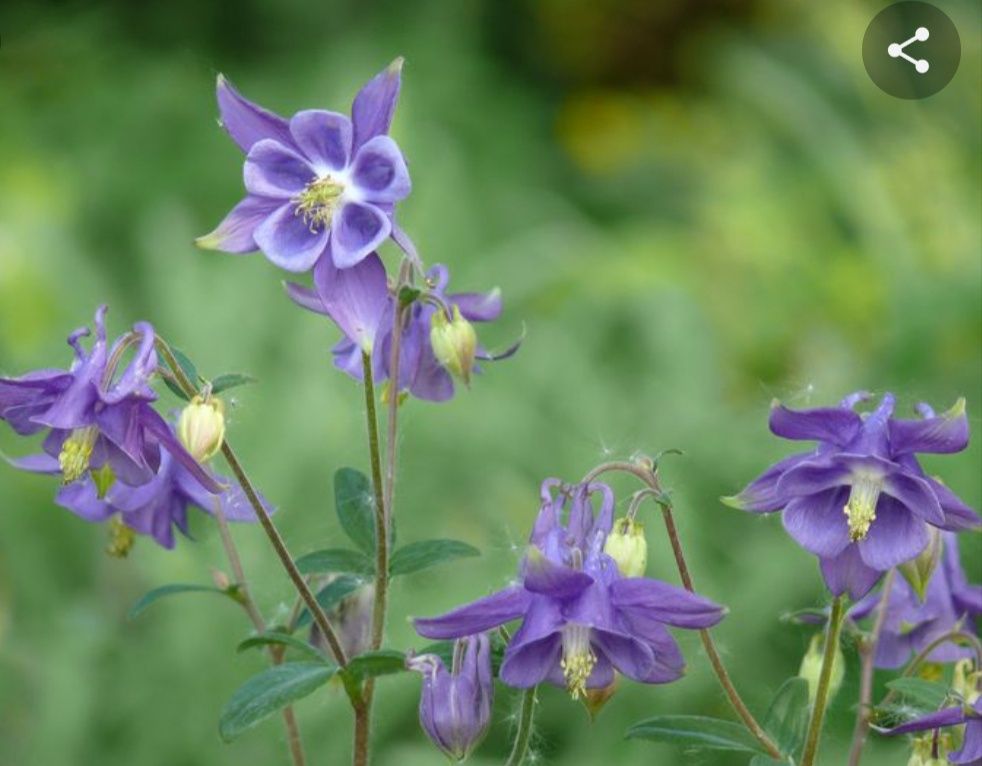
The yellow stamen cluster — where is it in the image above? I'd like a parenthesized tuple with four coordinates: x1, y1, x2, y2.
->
(843, 474, 883, 542)
(106, 517, 135, 558)
(58, 427, 98, 483)
(294, 176, 344, 232)
(561, 624, 597, 700)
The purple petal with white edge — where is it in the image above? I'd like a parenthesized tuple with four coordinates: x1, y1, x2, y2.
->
(820, 545, 882, 600)
(950, 717, 982, 764)
(216, 75, 294, 153)
(4, 452, 61, 474)
(884, 471, 944, 525)
(55, 479, 115, 522)
(196, 195, 281, 253)
(521, 546, 594, 600)
(592, 628, 655, 683)
(769, 401, 862, 445)
(351, 58, 403, 153)
(723, 452, 814, 512)
(499, 633, 561, 688)
(283, 281, 328, 315)
(885, 705, 968, 735)
(312, 251, 389, 351)
(781, 488, 851, 558)
(889, 398, 969, 455)
(138, 406, 224, 494)
(609, 577, 727, 629)
(414, 587, 531, 640)
(244, 139, 315, 199)
(254, 203, 329, 272)
(451, 289, 502, 323)
(774, 458, 852, 499)
(289, 110, 352, 173)
(329, 202, 391, 269)
(350, 136, 411, 203)
(858, 497, 929, 571)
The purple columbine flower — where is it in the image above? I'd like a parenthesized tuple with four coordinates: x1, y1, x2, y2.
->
(849, 533, 981, 669)
(197, 60, 411, 274)
(414, 480, 725, 699)
(55, 445, 261, 550)
(725, 392, 978, 599)
(0, 306, 220, 494)
(285, 255, 508, 401)
(884, 698, 982, 764)
(407, 633, 493, 762)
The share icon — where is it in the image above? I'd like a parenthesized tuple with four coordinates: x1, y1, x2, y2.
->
(888, 26, 930, 73)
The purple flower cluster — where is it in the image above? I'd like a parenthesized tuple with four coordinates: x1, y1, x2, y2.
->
(0, 306, 258, 549)
(415, 479, 725, 698)
(727, 392, 979, 599)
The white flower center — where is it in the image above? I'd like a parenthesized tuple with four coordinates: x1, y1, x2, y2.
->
(843, 473, 884, 542)
(560, 623, 596, 700)
(294, 176, 344, 232)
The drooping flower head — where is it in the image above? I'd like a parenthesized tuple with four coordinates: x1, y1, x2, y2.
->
(407, 633, 493, 762)
(848, 533, 981, 669)
(285, 255, 510, 401)
(415, 479, 725, 699)
(726, 393, 978, 599)
(197, 60, 410, 274)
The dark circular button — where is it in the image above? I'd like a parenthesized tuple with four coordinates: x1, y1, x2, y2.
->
(863, 2, 960, 99)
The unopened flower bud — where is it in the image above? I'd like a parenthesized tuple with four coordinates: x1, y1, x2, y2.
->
(211, 569, 232, 591)
(603, 517, 647, 577)
(430, 305, 477, 385)
(899, 527, 943, 601)
(177, 395, 226, 462)
(952, 659, 981, 705)
(583, 675, 619, 720)
(907, 734, 950, 766)
(799, 633, 844, 705)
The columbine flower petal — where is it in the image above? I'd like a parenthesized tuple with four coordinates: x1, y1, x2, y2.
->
(329, 201, 391, 268)
(350, 135, 411, 202)
(781, 488, 851, 558)
(414, 586, 531, 640)
(195, 195, 281, 253)
(244, 139, 315, 199)
(254, 203, 329, 272)
(609, 578, 728, 630)
(216, 74, 295, 153)
(312, 251, 388, 353)
(351, 58, 403, 154)
(288, 110, 352, 172)
(857, 496, 929, 570)
(890, 398, 970, 455)
(769, 400, 862, 445)
(820, 545, 882, 600)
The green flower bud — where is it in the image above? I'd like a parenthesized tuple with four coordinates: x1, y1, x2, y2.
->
(952, 658, 981, 704)
(799, 633, 844, 705)
(603, 517, 647, 577)
(430, 305, 477, 384)
(899, 526, 943, 602)
(177, 395, 226, 462)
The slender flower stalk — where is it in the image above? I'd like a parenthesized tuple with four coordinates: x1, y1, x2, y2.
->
(878, 629, 982, 710)
(581, 460, 783, 760)
(801, 596, 847, 766)
(505, 687, 537, 766)
(847, 569, 895, 766)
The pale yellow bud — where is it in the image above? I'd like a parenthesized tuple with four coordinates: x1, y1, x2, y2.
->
(603, 518, 648, 577)
(799, 633, 844, 705)
(430, 305, 477, 384)
(899, 527, 943, 601)
(952, 658, 981, 704)
(908, 734, 950, 766)
(177, 395, 226, 462)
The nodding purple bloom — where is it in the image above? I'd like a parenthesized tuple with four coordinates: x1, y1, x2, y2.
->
(285, 256, 507, 402)
(407, 633, 492, 762)
(197, 60, 411, 274)
(885, 698, 982, 764)
(726, 393, 978, 600)
(55, 446, 262, 550)
(414, 480, 726, 699)
(0, 306, 220, 494)
(848, 533, 981, 669)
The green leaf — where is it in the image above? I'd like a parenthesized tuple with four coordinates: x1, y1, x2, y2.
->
(161, 346, 199, 400)
(295, 575, 366, 630)
(885, 677, 950, 710)
(295, 548, 375, 576)
(210, 373, 257, 394)
(128, 584, 230, 620)
(389, 539, 480, 576)
(219, 662, 336, 742)
(334, 468, 376, 555)
(626, 716, 767, 754)
(237, 632, 328, 663)
(763, 677, 809, 757)
(342, 650, 407, 681)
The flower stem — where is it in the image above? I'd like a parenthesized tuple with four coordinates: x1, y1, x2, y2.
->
(581, 459, 783, 760)
(505, 687, 537, 766)
(801, 595, 847, 766)
(846, 569, 894, 766)
(879, 628, 982, 709)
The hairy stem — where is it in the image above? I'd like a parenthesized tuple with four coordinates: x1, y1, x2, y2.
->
(582, 459, 783, 760)
(801, 596, 846, 766)
(505, 687, 537, 766)
(847, 569, 894, 766)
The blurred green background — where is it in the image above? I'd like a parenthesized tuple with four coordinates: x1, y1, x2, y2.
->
(0, 0, 979, 764)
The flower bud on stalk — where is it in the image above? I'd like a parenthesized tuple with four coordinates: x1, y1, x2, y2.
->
(953, 659, 981, 705)
(177, 394, 226, 462)
(898, 527, 943, 602)
(430, 305, 477, 385)
(603, 517, 648, 577)
(907, 734, 950, 766)
(799, 632, 844, 704)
